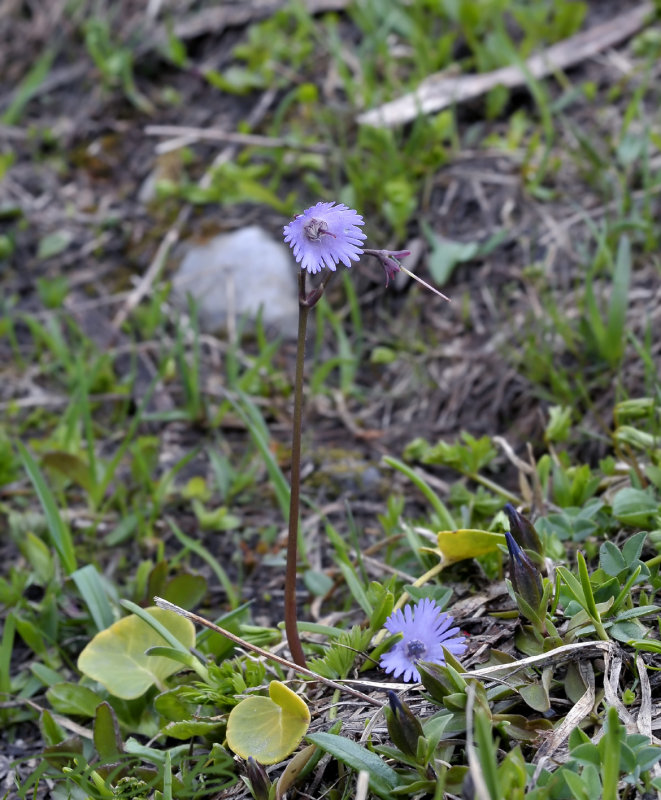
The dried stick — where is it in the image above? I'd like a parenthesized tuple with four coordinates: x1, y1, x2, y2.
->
(153, 596, 383, 707)
(358, 3, 653, 127)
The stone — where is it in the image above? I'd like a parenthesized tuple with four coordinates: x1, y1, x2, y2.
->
(172, 226, 298, 337)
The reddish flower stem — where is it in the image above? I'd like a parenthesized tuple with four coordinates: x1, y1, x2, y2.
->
(283, 272, 310, 667)
(283, 269, 336, 667)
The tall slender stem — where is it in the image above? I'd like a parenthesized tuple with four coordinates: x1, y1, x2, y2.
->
(284, 273, 310, 667)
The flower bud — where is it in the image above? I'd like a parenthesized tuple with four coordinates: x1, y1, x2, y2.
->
(386, 691, 424, 759)
(505, 531, 543, 610)
(504, 503, 543, 556)
(245, 756, 271, 800)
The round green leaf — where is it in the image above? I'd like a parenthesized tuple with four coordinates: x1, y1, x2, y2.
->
(227, 681, 310, 765)
(77, 607, 195, 699)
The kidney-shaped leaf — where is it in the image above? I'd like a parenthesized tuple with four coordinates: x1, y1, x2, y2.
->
(227, 681, 310, 765)
(77, 607, 195, 699)
(435, 529, 505, 566)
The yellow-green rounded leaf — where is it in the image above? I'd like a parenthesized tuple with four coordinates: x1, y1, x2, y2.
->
(227, 681, 310, 765)
(435, 529, 506, 566)
(268, 679, 310, 718)
(77, 607, 195, 699)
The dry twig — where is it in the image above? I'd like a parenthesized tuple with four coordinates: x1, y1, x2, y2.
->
(358, 3, 653, 127)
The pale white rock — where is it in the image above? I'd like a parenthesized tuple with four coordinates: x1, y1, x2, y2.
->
(172, 226, 298, 337)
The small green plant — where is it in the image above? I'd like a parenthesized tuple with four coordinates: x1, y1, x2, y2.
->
(83, 18, 153, 112)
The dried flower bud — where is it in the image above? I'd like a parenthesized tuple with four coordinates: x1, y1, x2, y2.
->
(386, 691, 424, 759)
(504, 503, 543, 556)
(363, 248, 450, 300)
(505, 531, 543, 610)
(363, 248, 409, 286)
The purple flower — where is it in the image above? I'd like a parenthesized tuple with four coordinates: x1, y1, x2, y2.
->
(283, 202, 366, 275)
(379, 599, 466, 683)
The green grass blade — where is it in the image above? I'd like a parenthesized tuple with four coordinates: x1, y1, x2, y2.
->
(604, 235, 631, 363)
(583, 272, 607, 355)
(383, 456, 455, 530)
(473, 706, 501, 800)
(163, 748, 173, 800)
(167, 517, 238, 608)
(17, 441, 77, 575)
(71, 565, 115, 632)
(0, 613, 16, 702)
(601, 707, 621, 800)
(556, 566, 585, 607)
(323, 519, 371, 614)
(576, 552, 610, 641)
(120, 599, 209, 682)
(93, 360, 164, 505)
(229, 391, 291, 520)
(342, 271, 363, 346)
(576, 552, 599, 620)
(118, 602, 190, 652)
(610, 565, 641, 614)
(336, 561, 371, 617)
(2, 48, 55, 125)
(75, 358, 98, 492)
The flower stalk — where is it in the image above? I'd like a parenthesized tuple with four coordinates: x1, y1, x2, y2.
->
(283, 272, 312, 668)
(281, 201, 451, 668)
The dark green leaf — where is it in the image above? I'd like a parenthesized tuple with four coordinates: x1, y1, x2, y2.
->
(307, 732, 399, 799)
(94, 702, 124, 760)
(46, 683, 103, 717)
(599, 541, 626, 576)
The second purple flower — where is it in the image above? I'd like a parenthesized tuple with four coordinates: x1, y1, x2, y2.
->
(380, 598, 467, 683)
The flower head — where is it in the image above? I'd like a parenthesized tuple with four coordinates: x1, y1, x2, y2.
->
(283, 202, 366, 275)
(379, 599, 466, 683)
